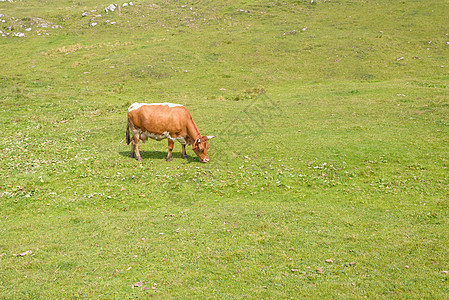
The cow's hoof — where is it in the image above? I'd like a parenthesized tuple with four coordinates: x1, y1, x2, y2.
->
(166, 157, 173, 162)
(182, 155, 188, 159)
(137, 157, 143, 161)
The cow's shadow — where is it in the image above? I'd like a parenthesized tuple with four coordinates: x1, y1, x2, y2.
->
(119, 150, 199, 163)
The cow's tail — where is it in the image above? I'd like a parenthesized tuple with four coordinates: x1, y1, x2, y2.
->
(126, 120, 131, 145)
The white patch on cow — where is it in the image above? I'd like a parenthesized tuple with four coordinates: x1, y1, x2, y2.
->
(128, 102, 183, 112)
(136, 130, 187, 144)
(170, 136, 187, 144)
(153, 102, 184, 108)
(138, 130, 170, 142)
(128, 102, 144, 112)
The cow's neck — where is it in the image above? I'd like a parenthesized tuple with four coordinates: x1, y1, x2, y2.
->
(186, 117, 201, 141)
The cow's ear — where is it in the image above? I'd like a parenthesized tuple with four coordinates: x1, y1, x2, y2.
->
(192, 139, 200, 149)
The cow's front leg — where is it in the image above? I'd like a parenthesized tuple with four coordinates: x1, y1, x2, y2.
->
(132, 136, 143, 161)
(167, 139, 174, 162)
(181, 144, 188, 159)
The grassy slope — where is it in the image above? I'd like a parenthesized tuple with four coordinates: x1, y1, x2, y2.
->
(1, 0, 448, 298)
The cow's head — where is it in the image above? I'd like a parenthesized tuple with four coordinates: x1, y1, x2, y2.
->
(192, 135, 215, 163)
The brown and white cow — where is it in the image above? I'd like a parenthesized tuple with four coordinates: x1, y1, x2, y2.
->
(126, 103, 215, 163)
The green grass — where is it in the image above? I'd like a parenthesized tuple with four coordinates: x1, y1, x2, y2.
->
(1, 0, 449, 298)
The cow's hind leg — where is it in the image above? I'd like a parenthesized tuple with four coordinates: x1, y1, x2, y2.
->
(128, 121, 142, 161)
(167, 139, 174, 161)
(130, 139, 136, 158)
(133, 136, 143, 161)
(181, 144, 188, 159)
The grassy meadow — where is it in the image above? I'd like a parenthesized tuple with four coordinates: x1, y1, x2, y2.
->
(1, 0, 449, 298)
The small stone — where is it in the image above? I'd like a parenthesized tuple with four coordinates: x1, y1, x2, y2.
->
(105, 4, 116, 13)
(134, 281, 143, 287)
(13, 250, 32, 257)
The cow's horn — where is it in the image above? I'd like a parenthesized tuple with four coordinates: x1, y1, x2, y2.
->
(207, 135, 216, 139)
